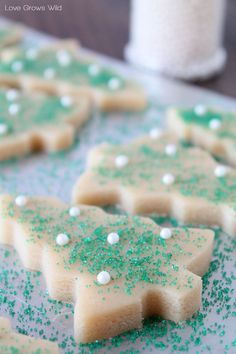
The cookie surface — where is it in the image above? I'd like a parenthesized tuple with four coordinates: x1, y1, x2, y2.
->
(0, 23, 23, 50)
(0, 194, 213, 343)
(0, 41, 146, 111)
(0, 316, 58, 353)
(167, 106, 236, 166)
(73, 134, 236, 236)
(0, 87, 90, 161)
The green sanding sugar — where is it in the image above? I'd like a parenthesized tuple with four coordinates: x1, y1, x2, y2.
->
(0, 47, 125, 92)
(0, 217, 235, 353)
(92, 140, 236, 207)
(0, 88, 74, 138)
(0, 98, 235, 352)
(178, 107, 236, 140)
(1, 198, 207, 295)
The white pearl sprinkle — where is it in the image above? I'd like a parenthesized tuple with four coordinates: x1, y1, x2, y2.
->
(97, 271, 111, 285)
(56, 233, 70, 246)
(214, 165, 229, 178)
(160, 228, 173, 239)
(107, 232, 119, 245)
(209, 119, 222, 130)
(43, 68, 55, 79)
(194, 104, 207, 116)
(108, 77, 121, 90)
(11, 61, 23, 73)
(69, 206, 81, 217)
(8, 103, 20, 115)
(0, 123, 8, 136)
(6, 89, 19, 101)
(115, 155, 129, 168)
(60, 95, 72, 107)
(56, 50, 71, 67)
(149, 128, 163, 139)
(25, 48, 38, 60)
(165, 144, 177, 156)
(15, 195, 27, 207)
(162, 173, 175, 185)
(88, 64, 101, 76)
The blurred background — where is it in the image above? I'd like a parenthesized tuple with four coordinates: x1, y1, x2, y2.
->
(1, 0, 235, 97)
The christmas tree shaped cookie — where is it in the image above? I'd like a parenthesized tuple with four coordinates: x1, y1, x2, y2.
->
(167, 105, 236, 166)
(0, 23, 23, 50)
(73, 133, 236, 236)
(0, 316, 58, 353)
(0, 87, 90, 161)
(0, 194, 214, 343)
(0, 41, 146, 111)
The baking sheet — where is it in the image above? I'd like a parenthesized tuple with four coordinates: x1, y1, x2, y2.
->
(0, 18, 236, 354)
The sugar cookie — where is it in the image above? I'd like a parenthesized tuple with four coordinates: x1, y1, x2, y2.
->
(0, 41, 146, 111)
(0, 316, 58, 353)
(167, 106, 236, 166)
(73, 134, 236, 236)
(0, 195, 214, 343)
(0, 87, 90, 161)
(0, 23, 23, 50)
